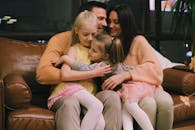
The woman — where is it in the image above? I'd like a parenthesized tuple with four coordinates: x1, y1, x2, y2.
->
(104, 4, 174, 130)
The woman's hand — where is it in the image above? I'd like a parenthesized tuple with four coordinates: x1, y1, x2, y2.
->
(93, 63, 112, 77)
(102, 71, 132, 90)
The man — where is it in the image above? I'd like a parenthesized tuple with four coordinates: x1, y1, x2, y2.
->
(36, 1, 122, 130)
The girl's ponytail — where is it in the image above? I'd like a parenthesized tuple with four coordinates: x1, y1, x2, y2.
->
(106, 38, 125, 65)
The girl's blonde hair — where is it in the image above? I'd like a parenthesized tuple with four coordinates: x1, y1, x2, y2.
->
(71, 10, 98, 45)
(93, 33, 125, 65)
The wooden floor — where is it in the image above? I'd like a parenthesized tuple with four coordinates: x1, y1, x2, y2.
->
(173, 125, 195, 130)
(172, 120, 195, 130)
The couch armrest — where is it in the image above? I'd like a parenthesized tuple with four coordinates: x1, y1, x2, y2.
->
(163, 67, 195, 95)
(0, 79, 5, 130)
(4, 73, 32, 109)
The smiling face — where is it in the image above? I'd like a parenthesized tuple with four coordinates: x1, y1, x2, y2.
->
(108, 11, 121, 37)
(91, 7, 107, 33)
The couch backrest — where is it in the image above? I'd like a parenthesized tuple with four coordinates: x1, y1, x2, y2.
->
(0, 37, 50, 107)
(0, 37, 45, 79)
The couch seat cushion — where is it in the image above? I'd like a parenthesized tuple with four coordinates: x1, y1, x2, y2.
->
(172, 94, 195, 123)
(7, 106, 55, 130)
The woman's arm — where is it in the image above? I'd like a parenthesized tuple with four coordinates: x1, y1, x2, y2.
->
(102, 35, 163, 90)
(36, 31, 72, 84)
(126, 35, 163, 85)
(102, 71, 131, 90)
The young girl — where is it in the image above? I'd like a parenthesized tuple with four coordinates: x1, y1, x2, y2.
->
(48, 11, 111, 130)
(54, 33, 157, 130)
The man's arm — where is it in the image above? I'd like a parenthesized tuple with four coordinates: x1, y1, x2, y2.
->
(36, 31, 72, 85)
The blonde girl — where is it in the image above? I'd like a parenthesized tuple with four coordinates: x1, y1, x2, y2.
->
(49, 11, 111, 130)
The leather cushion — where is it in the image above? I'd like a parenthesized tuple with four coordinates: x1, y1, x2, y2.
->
(172, 94, 195, 123)
(8, 106, 55, 130)
(4, 73, 32, 109)
(0, 37, 46, 80)
(0, 37, 50, 108)
(163, 67, 195, 95)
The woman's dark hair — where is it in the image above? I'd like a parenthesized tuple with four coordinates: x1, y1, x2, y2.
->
(107, 4, 139, 56)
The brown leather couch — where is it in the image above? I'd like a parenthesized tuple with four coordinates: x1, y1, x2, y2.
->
(0, 37, 194, 130)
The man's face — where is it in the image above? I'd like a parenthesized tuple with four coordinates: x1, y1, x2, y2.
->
(91, 7, 107, 33)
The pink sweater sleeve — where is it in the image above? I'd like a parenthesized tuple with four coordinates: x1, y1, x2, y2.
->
(126, 35, 163, 86)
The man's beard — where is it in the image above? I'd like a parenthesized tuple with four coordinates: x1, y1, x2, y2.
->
(97, 26, 105, 33)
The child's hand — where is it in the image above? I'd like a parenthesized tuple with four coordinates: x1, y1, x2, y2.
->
(51, 55, 75, 68)
(93, 62, 112, 77)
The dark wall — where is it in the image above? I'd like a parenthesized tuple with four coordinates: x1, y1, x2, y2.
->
(0, 0, 186, 63)
(0, 0, 81, 32)
(146, 10, 187, 63)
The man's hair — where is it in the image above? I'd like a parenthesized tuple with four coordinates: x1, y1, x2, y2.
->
(72, 1, 107, 24)
(78, 1, 107, 13)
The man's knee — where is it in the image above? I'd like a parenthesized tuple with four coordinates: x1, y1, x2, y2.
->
(96, 90, 121, 106)
(52, 95, 80, 112)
